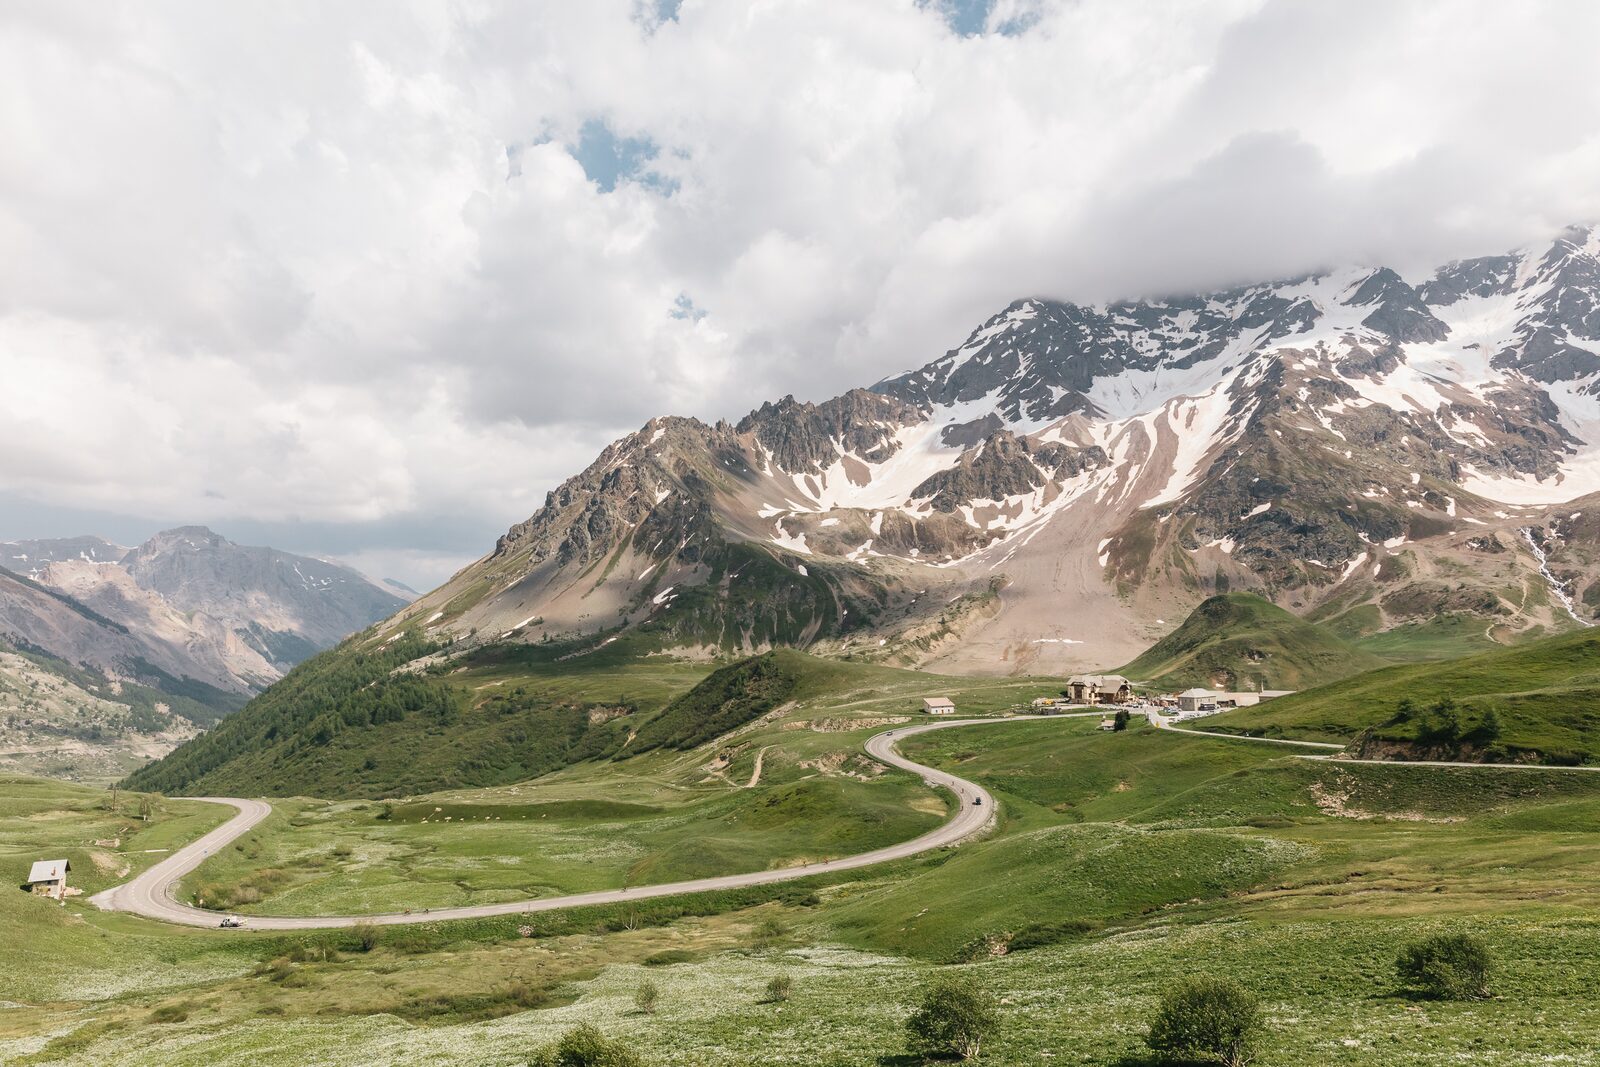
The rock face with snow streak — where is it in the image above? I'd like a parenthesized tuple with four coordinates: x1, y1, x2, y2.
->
(379, 224, 1600, 675)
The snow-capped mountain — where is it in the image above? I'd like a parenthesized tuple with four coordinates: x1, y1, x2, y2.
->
(380, 225, 1600, 675)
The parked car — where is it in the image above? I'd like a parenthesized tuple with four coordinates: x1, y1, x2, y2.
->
(218, 916, 247, 929)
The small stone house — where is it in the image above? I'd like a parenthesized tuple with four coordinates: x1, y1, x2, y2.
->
(1177, 688, 1218, 714)
(1067, 675, 1134, 705)
(922, 697, 956, 715)
(24, 859, 70, 900)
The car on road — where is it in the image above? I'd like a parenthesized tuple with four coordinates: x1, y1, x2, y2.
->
(973, 796, 983, 805)
(218, 916, 247, 928)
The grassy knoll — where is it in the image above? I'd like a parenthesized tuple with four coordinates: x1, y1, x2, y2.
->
(1207, 627, 1600, 761)
(1119, 593, 1384, 690)
(179, 773, 943, 916)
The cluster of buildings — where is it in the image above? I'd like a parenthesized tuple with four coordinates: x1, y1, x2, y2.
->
(920, 681, 1291, 720)
(1020, 678, 1293, 720)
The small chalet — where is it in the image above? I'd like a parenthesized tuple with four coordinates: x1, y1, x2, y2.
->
(24, 859, 71, 900)
(923, 697, 957, 715)
(1097, 717, 1116, 731)
(1067, 675, 1134, 706)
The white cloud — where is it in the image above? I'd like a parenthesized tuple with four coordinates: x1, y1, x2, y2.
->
(3, 0, 1599, 587)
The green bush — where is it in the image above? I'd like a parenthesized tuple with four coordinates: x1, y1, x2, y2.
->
(1396, 932, 1493, 1000)
(350, 921, 380, 952)
(1146, 975, 1263, 1067)
(528, 1024, 644, 1067)
(762, 973, 794, 1003)
(905, 977, 1000, 1061)
(634, 979, 660, 1015)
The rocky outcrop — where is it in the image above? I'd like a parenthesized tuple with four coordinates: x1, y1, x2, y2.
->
(736, 389, 923, 474)
(1343, 268, 1450, 343)
(910, 432, 1107, 512)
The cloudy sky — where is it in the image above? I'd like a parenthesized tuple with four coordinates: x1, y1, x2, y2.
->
(4, 0, 1599, 589)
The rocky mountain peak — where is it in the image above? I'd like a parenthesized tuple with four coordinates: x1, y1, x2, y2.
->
(737, 388, 923, 475)
(390, 223, 1600, 676)
(1342, 267, 1450, 342)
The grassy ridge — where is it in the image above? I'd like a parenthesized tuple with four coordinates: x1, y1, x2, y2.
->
(1208, 627, 1600, 762)
(630, 650, 803, 751)
(120, 642, 1064, 799)
(1119, 593, 1383, 690)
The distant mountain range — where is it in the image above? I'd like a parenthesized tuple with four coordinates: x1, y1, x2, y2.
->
(0, 526, 407, 781)
(363, 224, 1600, 676)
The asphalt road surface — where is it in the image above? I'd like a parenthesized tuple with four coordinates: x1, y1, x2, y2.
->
(90, 714, 1102, 930)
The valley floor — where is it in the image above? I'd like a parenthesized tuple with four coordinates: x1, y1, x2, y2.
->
(6, 717, 1600, 1065)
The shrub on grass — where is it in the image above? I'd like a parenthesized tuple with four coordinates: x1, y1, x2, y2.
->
(642, 949, 694, 967)
(1470, 710, 1504, 745)
(350, 921, 380, 952)
(905, 977, 1000, 1061)
(634, 979, 660, 1015)
(256, 956, 297, 983)
(1396, 932, 1493, 1000)
(1146, 975, 1263, 1067)
(762, 974, 794, 1003)
(528, 1024, 644, 1067)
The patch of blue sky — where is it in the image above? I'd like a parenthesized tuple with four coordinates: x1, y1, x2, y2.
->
(922, 0, 1038, 37)
(568, 119, 678, 195)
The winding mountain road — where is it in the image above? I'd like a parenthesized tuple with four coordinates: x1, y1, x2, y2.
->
(92, 709, 1600, 931)
(90, 714, 1099, 930)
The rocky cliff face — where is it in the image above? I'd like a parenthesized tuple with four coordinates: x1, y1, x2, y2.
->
(369, 225, 1600, 675)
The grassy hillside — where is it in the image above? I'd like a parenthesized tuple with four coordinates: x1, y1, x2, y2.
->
(1119, 593, 1383, 690)
(120, 638, 1059, 799)
(630, 650, 804, 752)
(1209, 627, 1600, 763)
